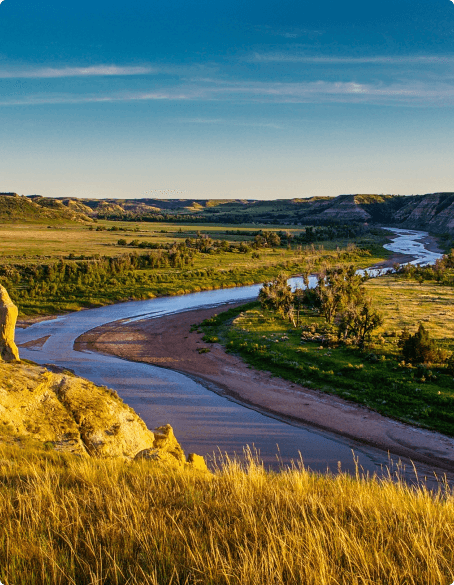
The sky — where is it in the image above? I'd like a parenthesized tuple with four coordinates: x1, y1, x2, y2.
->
(0, 0, 454, 200)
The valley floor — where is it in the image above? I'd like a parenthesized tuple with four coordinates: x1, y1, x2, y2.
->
(75, 303, 454, 476)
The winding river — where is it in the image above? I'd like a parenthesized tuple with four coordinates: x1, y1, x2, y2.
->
(15, 229, 444, 475)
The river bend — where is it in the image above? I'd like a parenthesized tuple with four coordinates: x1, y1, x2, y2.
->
(15, 228, 444, 475)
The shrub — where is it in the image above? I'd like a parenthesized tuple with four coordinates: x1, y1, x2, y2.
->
(399, 323, 443, 365)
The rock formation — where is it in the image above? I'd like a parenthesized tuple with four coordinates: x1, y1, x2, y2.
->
(0, 285, 19, 362)
(0, 361, 207, 470)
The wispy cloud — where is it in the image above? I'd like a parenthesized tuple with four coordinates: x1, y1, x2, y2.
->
(0, 62, 219, 79)
(2, 78, 454, 107)
(0, 65, 157, 78)
(0, 89, 201, 106)
(248, 52, 454, 65)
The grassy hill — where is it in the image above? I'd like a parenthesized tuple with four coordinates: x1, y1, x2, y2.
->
(33, 193, 424, 227)
(0, 194, 92, 224)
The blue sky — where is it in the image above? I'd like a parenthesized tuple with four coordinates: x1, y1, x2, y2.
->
(1, 0, 454, 200)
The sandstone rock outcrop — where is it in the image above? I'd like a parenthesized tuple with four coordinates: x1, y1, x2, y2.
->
(0, 285, 19, 362)
(0, 361, 207, 470)
(135, 423, 186, 466)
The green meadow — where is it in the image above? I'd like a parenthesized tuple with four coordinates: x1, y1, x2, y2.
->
(199, 275, 454, 436)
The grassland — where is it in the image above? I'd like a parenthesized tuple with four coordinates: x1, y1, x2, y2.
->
(0, 221, 390, 316)
(365, 276, 454, 344)
(0, 221, 387, 261)
(199, 275, 454, 437)
(0, 440, 453, 585)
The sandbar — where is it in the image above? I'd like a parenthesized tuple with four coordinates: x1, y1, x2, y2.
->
(75, 302, 454, 474)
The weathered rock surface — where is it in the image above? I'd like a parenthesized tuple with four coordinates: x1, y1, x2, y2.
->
(0, 361, 207, 469)
(394, 193, 454, 233)
(0, 286, 20, 362)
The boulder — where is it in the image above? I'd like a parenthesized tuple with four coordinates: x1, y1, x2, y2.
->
(0, 285, 19, 361)
(0, 361, 208, 470)
(0, 362, 159, 457)
(135, 424, 187, 467)
(0, 359, 209, 471)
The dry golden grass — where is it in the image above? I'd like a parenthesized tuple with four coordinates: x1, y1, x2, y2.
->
(0, 224, 137, 259)
(1, 442, 453, 585)
(365, 276, 454, 341)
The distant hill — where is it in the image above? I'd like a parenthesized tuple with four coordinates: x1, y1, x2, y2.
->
(3, 192, 454, 232)
(39, 192, 454, 232)
(0, 193, 92, 223)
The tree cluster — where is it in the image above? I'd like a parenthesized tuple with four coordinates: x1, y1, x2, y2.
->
(259, 264, 384, 346)
(395, 250, 454, 285)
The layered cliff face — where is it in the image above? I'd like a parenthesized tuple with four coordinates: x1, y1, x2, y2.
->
(307, 195, 372, 222)
(304, 193, 454, 232)
(394, 193, 454, 233)
(0, 361, 206, 469)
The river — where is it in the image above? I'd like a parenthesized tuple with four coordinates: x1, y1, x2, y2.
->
(15, 228, 445, 476)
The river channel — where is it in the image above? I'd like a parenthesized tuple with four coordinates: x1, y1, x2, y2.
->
(15, 228, 445, 476)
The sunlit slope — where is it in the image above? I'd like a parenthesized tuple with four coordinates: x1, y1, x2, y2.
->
(5, 192, 454, 231)
(0, 194, 92, 224)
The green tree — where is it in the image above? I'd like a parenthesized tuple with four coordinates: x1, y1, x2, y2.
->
(315, 265, 363, 324)
(400, 323, 442, 365)
(259, 273, 294, 321)
(337, 294, 383, 347)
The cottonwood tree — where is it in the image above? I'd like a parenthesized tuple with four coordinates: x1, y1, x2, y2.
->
(337, 293, 384, 347)
(315, 265, 364, 323)
(259, 273, 294, 322)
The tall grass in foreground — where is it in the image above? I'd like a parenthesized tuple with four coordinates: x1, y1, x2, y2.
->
(0, 443, 453, 585)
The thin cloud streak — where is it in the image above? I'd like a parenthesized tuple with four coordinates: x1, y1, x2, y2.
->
(0, 65, 157, 78)
(248, 52, 454, 65)
(179, 117, 285, 129)
(0, 63, 219, 79)
(2, 79, 454, 107)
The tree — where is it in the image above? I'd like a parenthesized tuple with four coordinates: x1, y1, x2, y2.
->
(292, 287, 306, 327)
(259, 273, 294, 321)
(315, 265, 363, 323)
(337, 294, 383, 347)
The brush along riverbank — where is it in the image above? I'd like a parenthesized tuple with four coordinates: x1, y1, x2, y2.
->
(0, 220, 389, 317)
(1, 439, 453, 585)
